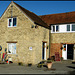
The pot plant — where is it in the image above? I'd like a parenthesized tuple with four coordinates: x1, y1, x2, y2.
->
(47, 58, 52, 69)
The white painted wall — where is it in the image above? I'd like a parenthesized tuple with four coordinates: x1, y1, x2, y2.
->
(51, 24, 75, 33)
(59, 25, 66, 32)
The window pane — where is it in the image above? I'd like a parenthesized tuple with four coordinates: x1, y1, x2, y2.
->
(8, 43, 16, 54)
(67, 25, 70, 31)
(13, 18, 16, 26)
(72, 24, 75, 31)
(53, 26, 55, 32)
(56, 25, 59, 32)
(12, 43, 16, 54)
(8, 43, 12, 53)
(9, 19, 12, 26)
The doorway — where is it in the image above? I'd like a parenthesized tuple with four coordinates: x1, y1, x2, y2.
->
(42, 42, 47, 60)
(62, 44, 74, 60)
(67, 44, 74, 60)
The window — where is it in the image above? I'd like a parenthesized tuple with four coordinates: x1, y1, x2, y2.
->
(53, 26, 55, 32)
(67, 24, 75, 32)
(72, 24, 75, 31)
(13, 18, 16, 26)
(9, 19, 12, 26)
(67, 24, 70, 31)
(52, 25, 59, 32)
(8, 43, 16, 54)
(56, 25, 59, 32)
(8, 18, 17, 27)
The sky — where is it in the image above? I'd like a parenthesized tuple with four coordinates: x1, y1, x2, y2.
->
(0, 1, 75, 17)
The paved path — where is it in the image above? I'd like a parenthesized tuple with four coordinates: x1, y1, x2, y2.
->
(0, 60, 75, 74)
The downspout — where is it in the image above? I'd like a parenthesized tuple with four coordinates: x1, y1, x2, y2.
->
(49, 26, 51, 58)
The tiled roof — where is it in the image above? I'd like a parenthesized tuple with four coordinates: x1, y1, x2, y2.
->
(40, 11, 75, 26)
(13, 2, 49, 29)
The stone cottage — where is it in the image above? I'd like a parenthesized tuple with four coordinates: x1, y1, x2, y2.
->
(0, 1, 50, 65)
(40, 11, 75, 60)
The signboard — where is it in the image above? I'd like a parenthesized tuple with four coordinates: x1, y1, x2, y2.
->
(29, 47, 32, 50)
(55, 52, 60, 61)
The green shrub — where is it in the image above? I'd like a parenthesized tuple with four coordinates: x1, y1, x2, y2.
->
(18, 62, 23, 66)
(28, 63, 32, 67)
(37, 61, 44, 68)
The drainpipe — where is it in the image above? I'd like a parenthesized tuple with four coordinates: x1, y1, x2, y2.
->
(49, 26, 51, 58)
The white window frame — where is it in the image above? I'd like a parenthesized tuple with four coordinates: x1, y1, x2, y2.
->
(72, 24, 75, 31)
(51, 25, 59, 33)
(66, 24, 75, 32)
(7, 43, 16, 54)
(56, 25, 59, 32)
(8, 17, 17, 27)
(51, 23, 75, 33)
(52, 25, 55, 32)
(66, 24, 71, 32)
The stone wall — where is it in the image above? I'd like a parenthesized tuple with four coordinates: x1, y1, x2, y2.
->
(0, 3, 49, 65)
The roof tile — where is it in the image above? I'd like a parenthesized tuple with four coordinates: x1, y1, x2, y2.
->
(40, 11, 75, 26)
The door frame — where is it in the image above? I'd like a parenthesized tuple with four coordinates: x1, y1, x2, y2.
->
(42, 41, 47, 60)
(62, 43, 74, 60)
(62, 44, 67, 60)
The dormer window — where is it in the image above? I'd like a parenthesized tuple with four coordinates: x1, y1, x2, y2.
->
(8, 18, 17, 27)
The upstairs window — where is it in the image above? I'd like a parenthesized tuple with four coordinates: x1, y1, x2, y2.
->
(8, 18, 17, 27)
(56, 25, 59, 32)
(67, 24, 75, 32)
(67, 24, 70, 31)
(72, 24, 75, 31)
(53, 26, 55, 32)
(52, 25, 59, 32)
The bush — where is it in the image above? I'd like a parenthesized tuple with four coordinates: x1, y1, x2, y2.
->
(28, 63, 32, 67)
(47, 57, 53, 63)
(18, 62, 23, 66)
(60, 57, 63, 61)
(47, 58, 51, 60)
(37, 61, 44, 68)
(51, 56, 55, 61)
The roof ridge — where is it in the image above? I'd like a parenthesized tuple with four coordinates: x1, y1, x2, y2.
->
(13, 2, 49, 28)
(39, 11, 75, 17)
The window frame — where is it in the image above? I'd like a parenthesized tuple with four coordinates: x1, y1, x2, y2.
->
(7, 43, 16, 54)
(67, 24, 70, 31)
(56, 25, 59, 32)
(51, 25, 59, 32)
(51, 24, 75, 33)
(66, 24, 75, 32)
(72, 24, 75, 31)
(8, 17, 17, 27)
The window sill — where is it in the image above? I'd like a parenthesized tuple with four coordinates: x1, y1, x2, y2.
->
(7, 53, 16, 54)
(51, 31, 75, 33)
(8, 26, 17, 28)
